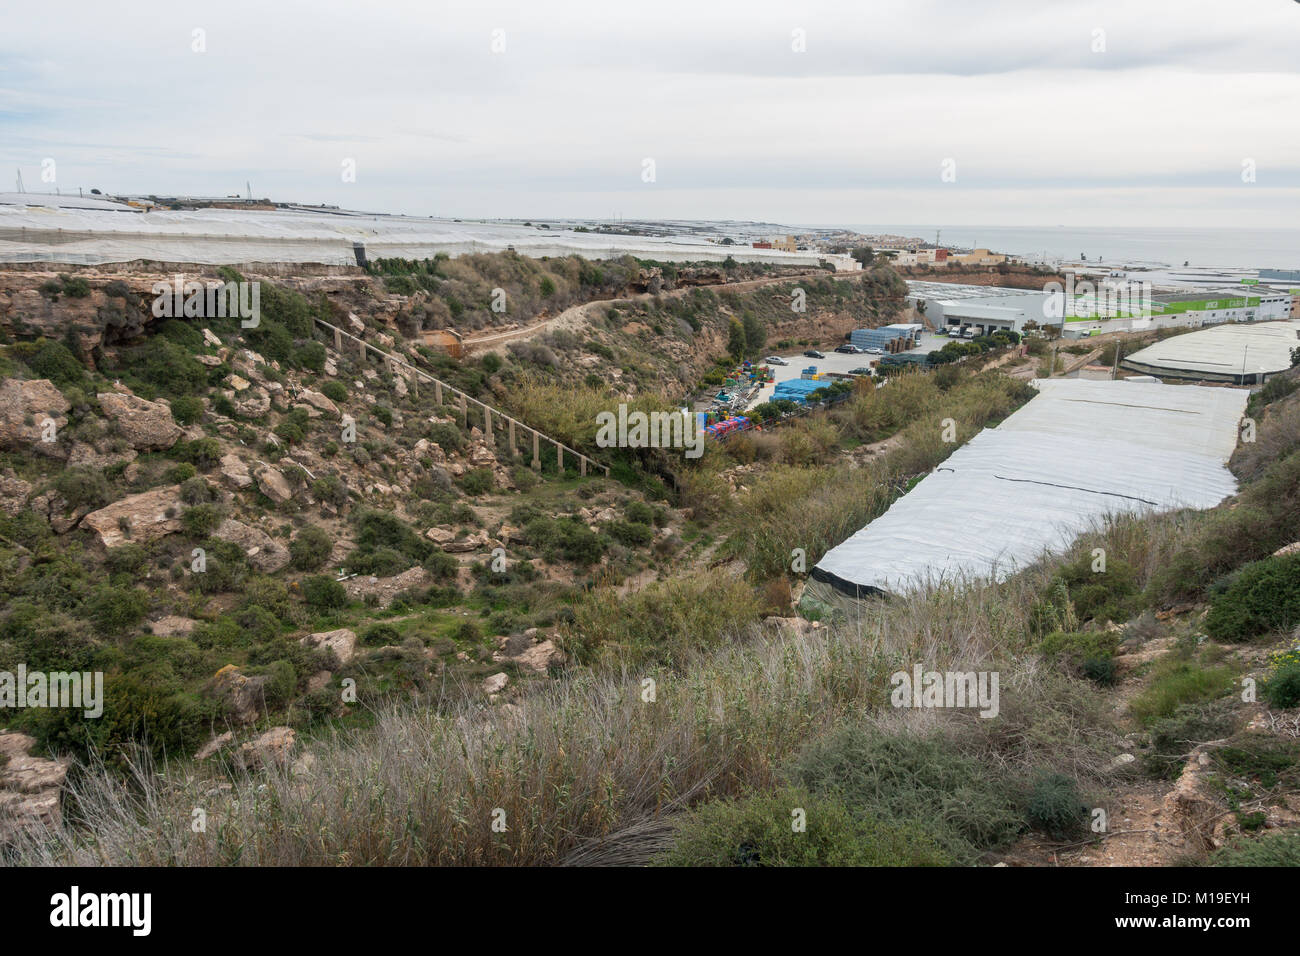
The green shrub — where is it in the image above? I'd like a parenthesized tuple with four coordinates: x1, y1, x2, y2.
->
(60, 275, 91, 298)
(294, 340, 327, 373)
(1128, 654, 1237, 726)
(1045, 555, 1140, 627)
(170, 437, 222, 469)
(179, 476, 213, 505)
(16, 338, 85, 387)
(290, 525, 333, 571)
(656, 788, 949, 867)
(788, 725, 1023, 863)
(523, 516, 605, 566)
(1205, 554, 1300, 642)
(1040, 629, 1120, 684)
(1024, 773, 1087, 840)
(54, 467, 111, 509)
(83, 585, 148, 636)
(302, 574, 347, 610)
(165, 462, 197, 485)
(1264, 662, 1300, 709)
(180, 503, 223, 537)
(361, 623, 402, 647)
(1208, 829, 1300, 866)
(457, 468, 494, 497)
(169, 395, 203, 425)
(321, 380, 347, 403)
(373, 405, 393, 428)
(606, 520, 652, 547)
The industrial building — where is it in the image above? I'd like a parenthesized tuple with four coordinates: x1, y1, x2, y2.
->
(906, 282, 1053, 336)
(1121, 320, 1300, 384)
(1061, 288, 1294, 338)
(851, 323, 924, 351)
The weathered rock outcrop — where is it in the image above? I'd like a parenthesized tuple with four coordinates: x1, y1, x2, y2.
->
(255, 465, 293, 503)
(81, 484, 183, 548)
(96, 391, 183, 450)
(0, 378, 69, 450)
(210, 665, 271, 724)
(300, 628, 358, 664)
(0, 732, 70, 839)
(213, 518, 290, 573)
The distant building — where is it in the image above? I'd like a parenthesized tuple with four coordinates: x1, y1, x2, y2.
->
(950, 248, 1006, 266)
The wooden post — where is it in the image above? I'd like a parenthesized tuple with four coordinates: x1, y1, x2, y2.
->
(333, 327, 342, 350)
(484, 406, 493, 445)
(358, 337, 366, 361)
(458, 393, 467, 425)
(580, 456, 587, 477)
(531, 431, 540, 470)
(507, 419, 516, 458)
(557, 444, 563, 472)
(434, 381, 442, 405)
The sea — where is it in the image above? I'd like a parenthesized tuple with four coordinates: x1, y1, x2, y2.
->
(835, 225, 1300, 272)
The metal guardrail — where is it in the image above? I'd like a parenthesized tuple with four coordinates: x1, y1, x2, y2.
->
(314, 316, 610, 478)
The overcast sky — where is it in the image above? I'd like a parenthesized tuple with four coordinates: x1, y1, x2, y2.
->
(3, 0, 1299, 227)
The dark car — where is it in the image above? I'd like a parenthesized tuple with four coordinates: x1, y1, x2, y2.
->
(834, 344, 859, 354)
(803, 349, 825, 359)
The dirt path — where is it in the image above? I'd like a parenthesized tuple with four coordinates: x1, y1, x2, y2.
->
(460, 269, 864, 355)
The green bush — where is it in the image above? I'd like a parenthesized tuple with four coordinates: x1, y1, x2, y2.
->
(321, 380, 348, 403)
(170, 395, 203, 425)
(1264, 662, 1300, 709)
(180, 503, 223, 537)
(54, 467, 111, 510)
(1039, 630, 1120, 684)
(457, 468, 494, 497)
(302, 574, 347, 610)
(1044, 555, 1140, 627)
(1024, 773, 1087, 840)
(656, 788, 949, 867)
(1128, 654, 1237, 726)
(788, 725, 1023, 863)
(1208, 829, 1300, 866)
(523, 516, 605, 566)
(16, 338, 85, 387)
(606, 520, 652, 547)
(170, 437, 222, 469)
(290, 525, 333, 571)
(1205, 554, 1300, 642)
(83, 585, 148, 636)
(294, 340, 327, 373)
(361, 623, 402, 647)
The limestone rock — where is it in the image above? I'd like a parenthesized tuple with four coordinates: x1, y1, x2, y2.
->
(482, 673, 509, 695)
(210, 665, 270, 724)
(81, 484, 183, 548)
(301, 628, 358, 665)
(219, 452, 253, 489)
(0, 732, 70, 839)
(194, 731, 234, 762)
(255, 465, 293, 503)
(0, 378, 69, 450)
(96, 391, 183, 451)
(212, 518, 290, 573)
(150, 615, 196, 637)
(237, 727, 296, 771)
(299, 390, 339, 415)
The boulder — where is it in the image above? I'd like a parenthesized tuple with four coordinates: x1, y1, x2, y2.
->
(0, 471, 32, 517)
(482, 673, 509, 695)
(150, 615, 196, 637)
(255, 465, 293, 503)
(210, 666, 272, 724)
(212, 518, 291, 573)
(233, 387, 270, 417)
(0, 732, 70, 839)
(0, 378, 69, 450)
(301, 628, 358, 665)
(81, 484, 183, 548)
(96, 391, 183, 451)
(236, 727, 296, 772)
(219, 452, 253, 489)
(299, 390, 339, 415)
(194, 731, 234, 762)
(511, 639, 564, 674)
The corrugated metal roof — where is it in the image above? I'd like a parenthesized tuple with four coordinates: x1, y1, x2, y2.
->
(812, 378, 1247, 595)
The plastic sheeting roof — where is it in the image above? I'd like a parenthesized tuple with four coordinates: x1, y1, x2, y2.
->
(1123, 321, 1300, 377)
(812, 378, 1248, 595)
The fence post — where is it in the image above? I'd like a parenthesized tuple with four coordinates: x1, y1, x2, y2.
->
(532, 431, 540, 470)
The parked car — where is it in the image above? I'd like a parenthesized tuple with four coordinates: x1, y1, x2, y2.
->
(863, 347, 884, 355)
(848, 367, 874, 376)
(763, 355, 789, 366)
(834, 344, 859, 354)
(804, 349, 825, 359)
